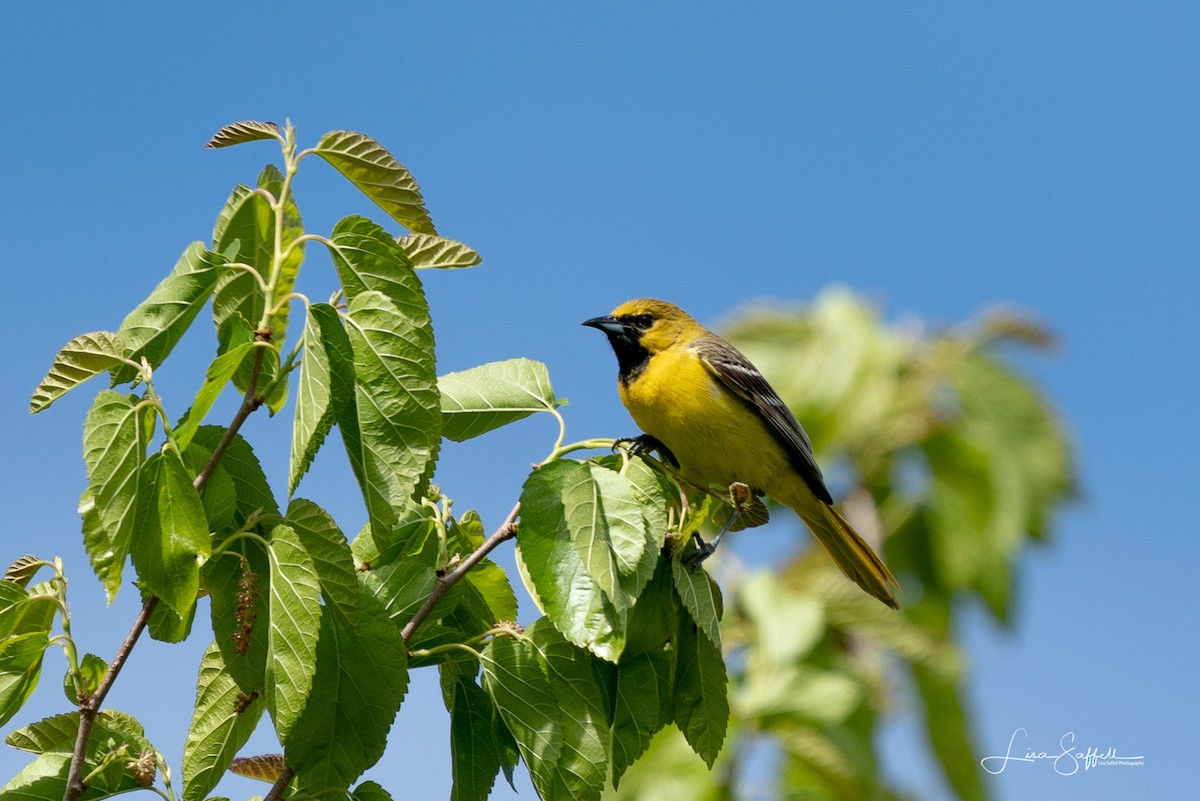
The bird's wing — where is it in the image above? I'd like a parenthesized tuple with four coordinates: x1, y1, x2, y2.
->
(693, 337, 834, 504)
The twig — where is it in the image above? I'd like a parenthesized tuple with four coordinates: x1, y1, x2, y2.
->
(63, 596, 158, 800)
(193, 342, 268, 492)
(400, 502, 521, 643)
(63, 338, 271, 801)
(261, 764, 294, 801)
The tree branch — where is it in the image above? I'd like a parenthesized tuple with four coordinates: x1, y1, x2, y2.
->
(261, 765, 294, 801)
(193, 342, 268, 492)
(401, 502, 520, 643)
(63, 338, 271, 801)
(64, 596, 158, 800)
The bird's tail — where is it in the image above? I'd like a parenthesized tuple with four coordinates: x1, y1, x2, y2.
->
(795, 502, 900, 609)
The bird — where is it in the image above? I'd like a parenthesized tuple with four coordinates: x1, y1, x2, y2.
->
(583, 298, 899, 609)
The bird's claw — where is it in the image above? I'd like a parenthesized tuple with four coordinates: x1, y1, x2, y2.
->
(683, 539, 717, 571)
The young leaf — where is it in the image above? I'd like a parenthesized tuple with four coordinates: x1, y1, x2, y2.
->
(342, 289, 440, 535)
(285, 498, 360, 626)
(81, 390, 150, 603)
(396, 233, 480, 270)
(265, 524, 322, 744)
(0, 632, 49, 727)
(438, 358, 558, 442)
(173, 341, 255, 450)
(29, 331, 125, 413)
(111, 242, 223, 385)
(130, 449, 211, 616)
(211, 166, 303, 414)
(0, 582, 54, 641)
(314, 131, 437, 234)
(181, 642, 266, 801)
(284, 575, 409, 792)
(205, 120, 283, 149)
(288, 304, 343, 497)
(672, 608, 728, 768)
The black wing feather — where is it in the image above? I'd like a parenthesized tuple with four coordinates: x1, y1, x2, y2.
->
(694, 338, 834, 505)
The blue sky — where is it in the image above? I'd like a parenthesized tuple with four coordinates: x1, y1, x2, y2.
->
(2, 4, 1197, 799)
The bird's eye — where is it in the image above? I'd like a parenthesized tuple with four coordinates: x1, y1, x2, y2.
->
(627, 314, 654, 331)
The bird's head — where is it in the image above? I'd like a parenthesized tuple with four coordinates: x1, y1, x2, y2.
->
(583, 298, 704, 380)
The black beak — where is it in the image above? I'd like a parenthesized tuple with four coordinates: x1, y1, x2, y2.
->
(581, 315, 630, 336)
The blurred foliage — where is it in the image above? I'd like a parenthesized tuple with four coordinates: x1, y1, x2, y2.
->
(607, 289, 1075, 801)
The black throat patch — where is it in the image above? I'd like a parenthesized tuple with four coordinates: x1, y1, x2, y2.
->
(606, 332, 652, 387)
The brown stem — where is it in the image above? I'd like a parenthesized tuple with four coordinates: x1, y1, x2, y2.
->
(64, 596, 158, 800)
(400, 502, 520, 643)
(193, 342, 268, 492)
(261, 765, 295, 801)
(64, 336, 271, 801)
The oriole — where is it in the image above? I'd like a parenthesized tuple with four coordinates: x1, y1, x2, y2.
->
(584, 298, 899, 609)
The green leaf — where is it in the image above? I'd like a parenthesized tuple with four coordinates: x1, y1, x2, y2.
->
(442, 511, 518, 631)
(2, 711, 154, 799)
(671, 553, 722, 647)
(396, 233, 480, 270)
(341, 289, 440, 535)
(364, 560, 437, 628)
(610, 652, 674, 787)
(288, 304, 340, 496)
(130, 449, 210, 616)
(672, 605, 728, 768)
(481, 632, 562, 799)
(111, 242, 223, 385)
(517, 460, 661, 661)
(173, 341, 255, 450)
(351, 780, 395, 801)
(81, 390, 151, 603)
(480, 621, 609, 801)
(145, 588, 197, 643)
(516, 470, 622, 662)
(210, 166, 303, 416)
(0, 632, 49, 727)
(265, 524, 322, 744)
(62, 654, 107, 705)
(202, 542, 269, 694)
(448, 678, 502, 801)
(284, 575, 409, 792)
(182, 642, 265, 801)
(327, 215, 420, 306)
(29, 331, 125, 413)
(438, 358, 558, 442)
(286, 499, 360, 626)
(4, 711, 79, 753)
(188, 426, 280, 521)
(205, 120, 282, 149)
(314, 131, 436, 234)
(0, 583, 55, 641)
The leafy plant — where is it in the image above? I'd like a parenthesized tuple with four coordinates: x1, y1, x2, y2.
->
(5, 122, 1073, 801)
(9, 121, 732, 801)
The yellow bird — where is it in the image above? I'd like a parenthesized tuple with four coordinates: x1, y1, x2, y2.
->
(584, 298, 899, 609)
